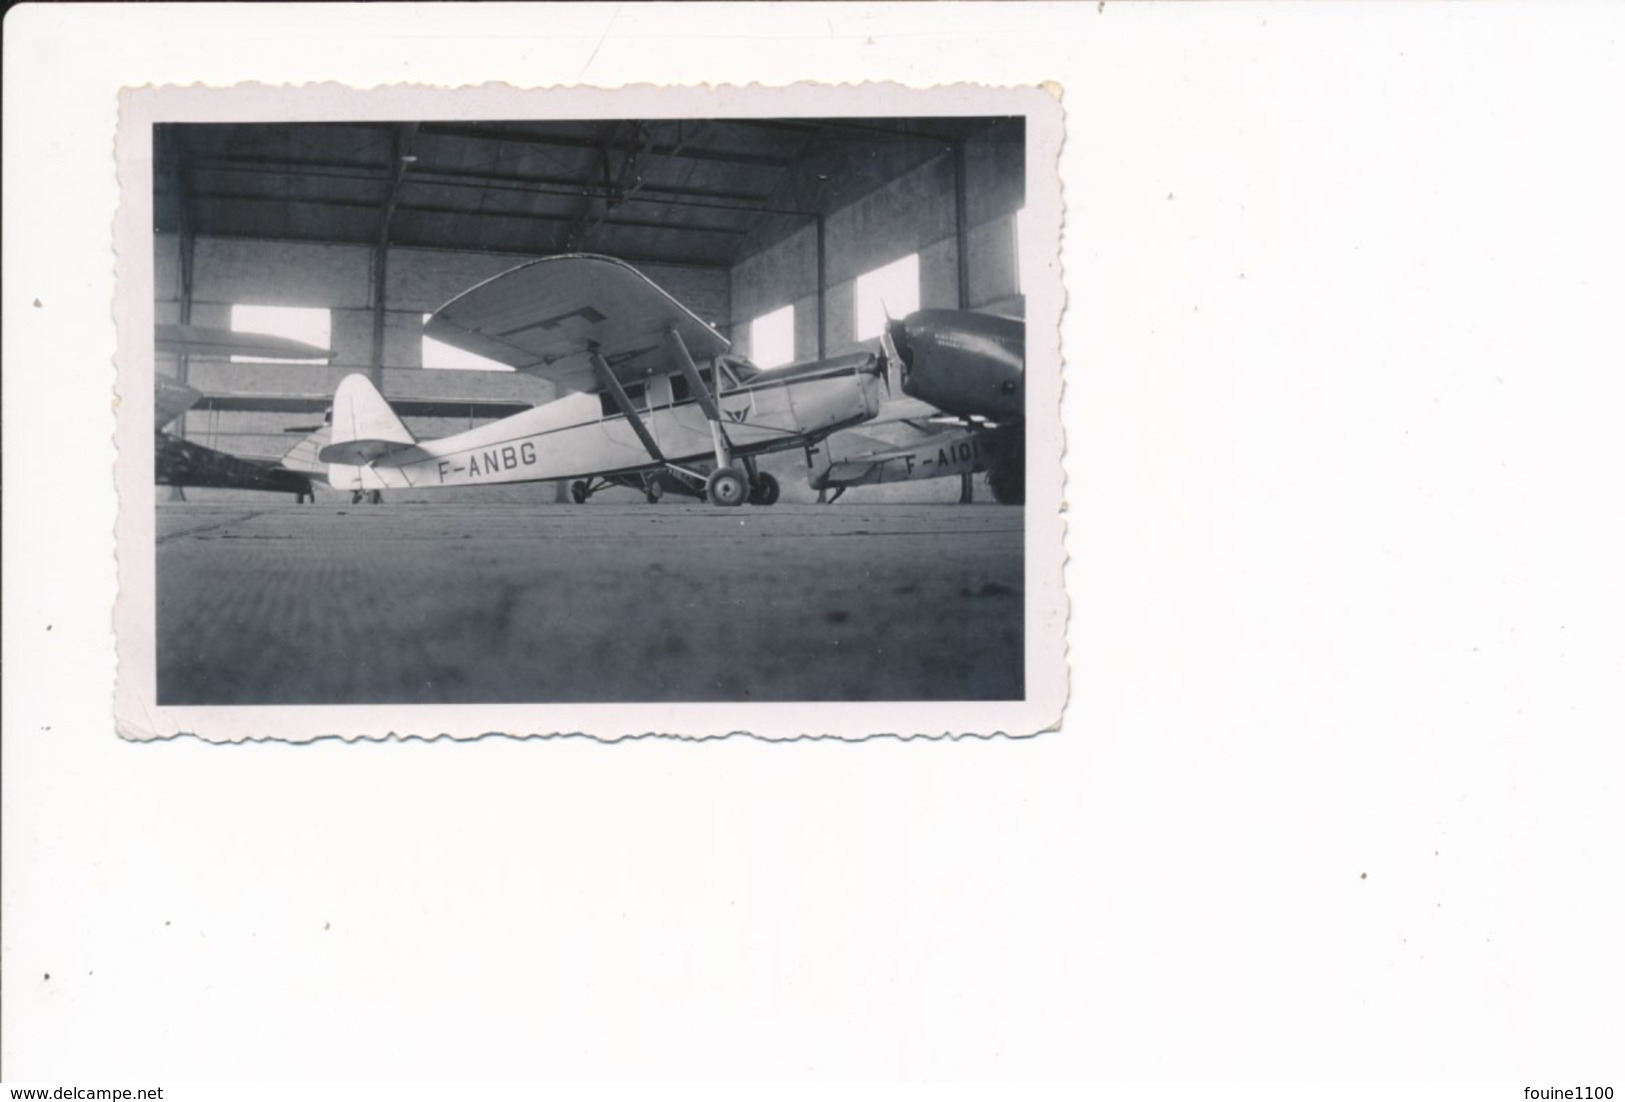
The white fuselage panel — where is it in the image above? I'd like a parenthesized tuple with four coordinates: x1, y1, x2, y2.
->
(328, 365, 879, 492)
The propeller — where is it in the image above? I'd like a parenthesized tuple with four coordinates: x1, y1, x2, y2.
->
(876, 303, 903, 398)
(880, 314, 915, 398)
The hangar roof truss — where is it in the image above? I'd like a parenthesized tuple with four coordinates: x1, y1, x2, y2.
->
(154, 116, 1023, 269)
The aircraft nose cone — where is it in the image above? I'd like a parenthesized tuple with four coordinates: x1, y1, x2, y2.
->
(886, 318, 914, 380)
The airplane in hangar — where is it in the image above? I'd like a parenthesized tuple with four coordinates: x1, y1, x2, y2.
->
(316, 253, 887, 506)
(154, 327, 333, 501)
(805, 309, 1026, 504)
(157, 325, 539, 503)
(155, 376, 322, 501)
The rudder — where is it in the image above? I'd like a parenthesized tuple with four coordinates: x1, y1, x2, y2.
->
(317, 374, 417, 465)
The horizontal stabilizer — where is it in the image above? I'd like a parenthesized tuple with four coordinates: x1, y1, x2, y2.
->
(317, 374, 417, 465)
(317, 438, 418, 465)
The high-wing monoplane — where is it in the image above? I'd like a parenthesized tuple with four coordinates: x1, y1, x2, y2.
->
(806, 309, 1025, 504)
(318, 254, 886, 506)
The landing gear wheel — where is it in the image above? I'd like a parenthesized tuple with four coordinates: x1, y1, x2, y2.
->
(645, 480, 665, 504)
(987, 456, 1025, 505)
(367, 490, 383, 505)
(570, 480, 590, 504)
(748, 472, 780, 506)
(351, 490, 365, 505)
(705, 467, 748, 508)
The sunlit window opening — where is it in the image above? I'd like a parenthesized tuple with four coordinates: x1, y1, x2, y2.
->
(749, 304, 796, 369)
(229, 304, 331, 363)
(422, 314, 515, 371)
(854, 253, 920, 341)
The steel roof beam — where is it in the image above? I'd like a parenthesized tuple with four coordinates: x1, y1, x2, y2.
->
(162, 154, 789, 208)
(414, 122, 796, 169)
(187, 192, 750, 236)
(723, 117, 971, 145)
(179, 228, 732, 271)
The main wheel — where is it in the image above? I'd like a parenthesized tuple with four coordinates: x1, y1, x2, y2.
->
(645, 480, 665, 504)
(570, 480, 590, 504)
(367, 490, 383, 505)
(748, 472, 780, 506)
(705, 467, 749, 508)
(987, 458, 1025, 505)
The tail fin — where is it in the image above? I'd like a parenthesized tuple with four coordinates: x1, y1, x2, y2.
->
(317, 374, 417, 464)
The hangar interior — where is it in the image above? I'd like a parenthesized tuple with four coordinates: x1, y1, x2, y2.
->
(154, 116, 1027, 504)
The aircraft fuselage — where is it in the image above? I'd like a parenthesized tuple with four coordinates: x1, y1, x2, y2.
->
(809, 422, 1008, 491)
(156, 431, 315, 498)
(327, 355, 881, 492)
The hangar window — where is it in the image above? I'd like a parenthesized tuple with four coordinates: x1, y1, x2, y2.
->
(228, 304, 331, 363)
(853, 253, 920, 341)
(422, 314, 514, 371)
(748, 304, 795, 369)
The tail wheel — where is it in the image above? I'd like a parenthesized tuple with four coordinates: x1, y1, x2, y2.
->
(748, 472, 780, 506)
(705, 467, 748, 508)
(570, 480, 590, 504)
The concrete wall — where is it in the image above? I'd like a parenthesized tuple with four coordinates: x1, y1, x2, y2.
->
(728, 132, 1026, 362)
(729, 222, 819, 361)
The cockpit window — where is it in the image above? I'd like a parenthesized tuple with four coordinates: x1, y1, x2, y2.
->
(717, 356, 758, 390)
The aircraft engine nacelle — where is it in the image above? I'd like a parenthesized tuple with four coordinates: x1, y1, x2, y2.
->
(887, 310, 1024, 421)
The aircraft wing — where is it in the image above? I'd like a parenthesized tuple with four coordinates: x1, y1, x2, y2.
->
(184, 392, 533, 421)
(424, 253, 730, 393)
(155, 376, 204, 428)
(157, 324, 332, 361)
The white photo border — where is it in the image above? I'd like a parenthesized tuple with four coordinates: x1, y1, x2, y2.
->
(113, 82, 1068, 742)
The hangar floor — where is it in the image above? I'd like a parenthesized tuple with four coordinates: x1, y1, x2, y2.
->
(154, 502, 1025, 705)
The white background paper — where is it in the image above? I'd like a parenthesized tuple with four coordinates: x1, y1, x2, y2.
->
(4, 1, 1622, 1083)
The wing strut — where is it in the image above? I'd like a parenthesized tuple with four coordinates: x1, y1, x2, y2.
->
(589, 346, 666, 464)
(664, 327, 733, 471)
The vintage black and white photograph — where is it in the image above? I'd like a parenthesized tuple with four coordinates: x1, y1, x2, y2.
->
(117, 84, 1065, 739)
